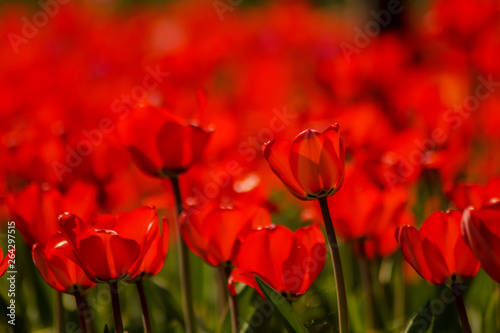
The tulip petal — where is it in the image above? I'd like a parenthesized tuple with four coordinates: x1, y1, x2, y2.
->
(463, 207, 500, 282)
(289, 129, 326, 195)
(283, 224, 326, 295)
(396, 226, 433, 283)
(263, 139, 308, 200)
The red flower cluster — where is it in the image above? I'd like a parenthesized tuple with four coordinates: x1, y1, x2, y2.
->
(0, 0, 500, 331)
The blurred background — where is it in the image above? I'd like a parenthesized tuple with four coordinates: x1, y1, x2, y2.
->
(0, 0, 499, 332)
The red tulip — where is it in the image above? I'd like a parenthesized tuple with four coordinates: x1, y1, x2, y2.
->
(59, 206, 160, 283)
(396, 210, 480, 285)
(7, 182, 98, 247)
(229, 224, 326, 299)
(180, 205, 271, 267)
(117, 104, 212, 178)
(462, 202, 500, 283)
(32, 234, 96, 294)
(262, 124, 345, 200)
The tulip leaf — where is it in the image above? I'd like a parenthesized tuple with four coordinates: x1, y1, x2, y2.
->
(255, 276, 308, 333)
(404, 301, 434, 333)
(103, 324, 109, 333)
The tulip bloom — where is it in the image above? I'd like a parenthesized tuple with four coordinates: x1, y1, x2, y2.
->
(396, 210, 480, 285)
(7, 182, 98, 247)
(263, 124, 345, 200)
(462, 202, 500, 283)
(32, 234, 96, 294)
(117, 104, 212, 178)
(229, 224, 326, 299)
(180, 205, 271, 267)
(59, 206, 160, 283)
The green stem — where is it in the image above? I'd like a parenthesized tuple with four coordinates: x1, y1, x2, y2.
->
(497, 283, 500, 331)
(217, 266, 229, 311)
(219, 266, 239, 333)
(393, 253, 405, 328)
(55, 292, 64, 333)
(318, 197, 349, 333)
(452, 277, 471, 333)
(110, 281, 124, 333)
(74, 292, 88, 333)
(358, 248, 375, 331)
(136, 280, 153, 333)
(170, 176, 197, 333)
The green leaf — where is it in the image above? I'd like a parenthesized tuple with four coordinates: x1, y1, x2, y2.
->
(255, 276, 308, 333)
(404, 301, 434, 333)
(103, 324, 109, 333)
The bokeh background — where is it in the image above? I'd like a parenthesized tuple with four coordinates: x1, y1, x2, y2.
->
(1, 0, 499, 332)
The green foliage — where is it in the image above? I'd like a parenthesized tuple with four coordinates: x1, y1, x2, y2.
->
(255, 276, 308, 333)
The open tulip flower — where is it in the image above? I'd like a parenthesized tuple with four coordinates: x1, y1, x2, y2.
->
(180, 204, 271, 267)
(263, 124, 344, 200)
(59, 206, 160, 283)
(397, 210, 480, 332)
(396, 210, 480, 285)
(117, 103, 213, 178)
(229, 224, 326, 300)
(462, 201, 500, 283)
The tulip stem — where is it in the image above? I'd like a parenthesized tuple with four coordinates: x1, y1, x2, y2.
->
(55, 291, 65, 333)
(74, 292, 89, 333)
(452, 277, 471, 333)
(318, 197, 349, 333)
(217, 266, 229, 311)
(136, 280, 153, 333)
(359, 249, 375, 331)
(170, 176, 197, 333)
(110, 281, 124, 333)
(393, 252, 405, 328)
(219, 266, 240, 333)
(497, 283, 500, 331)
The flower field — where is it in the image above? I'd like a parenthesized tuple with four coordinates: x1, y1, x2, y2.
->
(0, 0, 500, 332)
